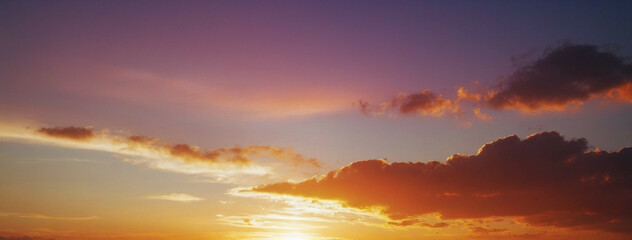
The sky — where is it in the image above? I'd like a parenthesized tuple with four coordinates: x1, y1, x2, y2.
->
(1, 1, 632, 239)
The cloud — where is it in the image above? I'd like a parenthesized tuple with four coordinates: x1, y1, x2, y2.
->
(0, 212, 98, 221)
(249, 131, 632, 234)
(397, 91, 460, 117)
(469, 226, 506, 234)
(8, 60, 355, 119)
(356, 90, 462, 118)
(225, 188, 390, 232)
(37, 126, 94, 141)
(356, 43, 632, 120)
(486, 44, 632, 112)
(607, 82, 632, 102)
(387, 219, 449, 228)
(0, 120, 322, 183)
(145, 193, 204, 203)
(472, 108, 491, 120)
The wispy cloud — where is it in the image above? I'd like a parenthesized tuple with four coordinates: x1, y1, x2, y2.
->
(0, 120, 322, 184)
(145, 193, 204, 203)
(224, 188, 388, 232)
(0, 212, 98, 221)
(18, 60, 355, 119)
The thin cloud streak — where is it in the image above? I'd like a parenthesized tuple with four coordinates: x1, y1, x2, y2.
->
(145, 193, 204, 203)
(0, 120, 322, 184)
(0, 212, 98, 221)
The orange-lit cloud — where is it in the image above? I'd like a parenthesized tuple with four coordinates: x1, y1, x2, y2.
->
(607, 82, 632, 103)
(486, 44, 632, 112)
(0, 121, 321, 183)
(472, 108, 491, 120)
(250, 131, 632, 234)
(126, 134, 321, 169)
(356, 44, 632, 119)
(356, 90, 462, 118)
(37, 126, 95, 141)
(457, 87, 482, 102)
(387, 219, 449, 228)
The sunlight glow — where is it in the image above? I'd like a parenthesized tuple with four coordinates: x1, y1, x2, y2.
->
(278, 232, 312, 240)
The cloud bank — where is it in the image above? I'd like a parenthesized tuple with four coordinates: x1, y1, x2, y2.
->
(250, 131, 632, 234)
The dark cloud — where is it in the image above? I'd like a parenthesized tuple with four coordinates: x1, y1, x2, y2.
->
(251, 131, 632, 233)
(356, 44, 632, 119)
(487, 44, 632, 111)
(37, 126, 94, 140)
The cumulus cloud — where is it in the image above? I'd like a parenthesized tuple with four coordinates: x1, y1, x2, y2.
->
(250, 131, 632, 234)
(487, 44, 632, 112)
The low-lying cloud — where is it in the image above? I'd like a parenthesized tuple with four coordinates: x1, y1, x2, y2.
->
(250, 131, 632, 234)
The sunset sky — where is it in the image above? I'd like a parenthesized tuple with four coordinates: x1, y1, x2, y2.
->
(1, 1, 632, 240)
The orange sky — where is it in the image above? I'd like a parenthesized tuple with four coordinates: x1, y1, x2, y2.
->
(1, 1, 632, 240)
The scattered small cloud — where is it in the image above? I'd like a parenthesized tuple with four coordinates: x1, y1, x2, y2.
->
(37, 126, 94, 141)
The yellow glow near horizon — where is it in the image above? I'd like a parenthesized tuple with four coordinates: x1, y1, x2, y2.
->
(277, 232, 311, 240)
